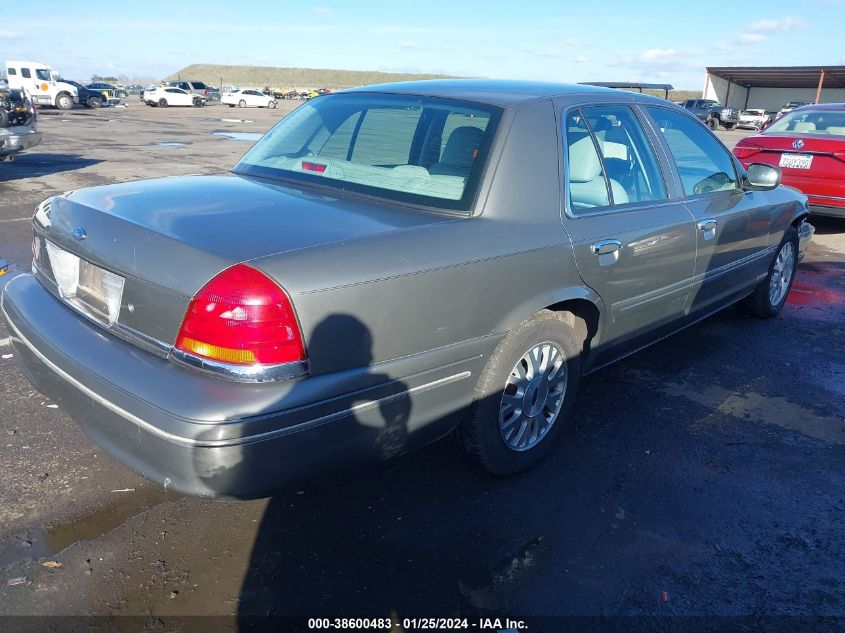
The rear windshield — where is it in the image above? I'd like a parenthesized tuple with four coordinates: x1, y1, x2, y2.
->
(766, 109, 845, 136)
(233, 92, 501, 211)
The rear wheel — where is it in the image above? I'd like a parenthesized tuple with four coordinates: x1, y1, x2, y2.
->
(158, 98, 168, 108)
(707, 117, 719, 130)
(457, 310, 582, 475)
(743, 226, 799, 318)
(238, 99, 247, 108)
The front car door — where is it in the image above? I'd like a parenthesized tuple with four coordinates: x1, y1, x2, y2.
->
(558, 102, 698, 362)
(642, 106, 776, 315)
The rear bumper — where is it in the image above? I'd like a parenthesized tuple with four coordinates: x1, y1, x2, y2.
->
(1, 274, 484, 499)
(0, 127, 42, 156)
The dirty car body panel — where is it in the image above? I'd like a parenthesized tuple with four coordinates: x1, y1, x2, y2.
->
(1, 80, 810, 498)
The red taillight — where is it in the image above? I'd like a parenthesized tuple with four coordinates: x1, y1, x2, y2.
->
(175, 264, 305, 366)
(733, 144, 763, 159)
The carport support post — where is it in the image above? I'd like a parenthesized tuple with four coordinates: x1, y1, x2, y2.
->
(815, 69, 826, 104)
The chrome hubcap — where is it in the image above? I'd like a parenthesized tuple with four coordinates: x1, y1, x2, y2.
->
(769, 241, 795, 307)
(499, 342, 567, 451)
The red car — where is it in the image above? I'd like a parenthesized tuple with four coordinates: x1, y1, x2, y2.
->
(733, 103, 845, 219)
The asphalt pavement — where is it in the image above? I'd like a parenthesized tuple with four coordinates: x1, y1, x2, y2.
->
(0, 104, 843, 632)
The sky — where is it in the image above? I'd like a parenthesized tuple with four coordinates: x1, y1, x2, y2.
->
(2, 0, 844, 89)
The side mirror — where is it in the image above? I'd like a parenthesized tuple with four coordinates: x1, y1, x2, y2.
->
(745, 163, 781, 190)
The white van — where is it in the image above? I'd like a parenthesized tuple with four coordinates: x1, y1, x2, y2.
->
(6, 60, 78, 110)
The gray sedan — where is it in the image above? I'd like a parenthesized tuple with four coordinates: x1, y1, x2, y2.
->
(1, 80, 813, 498)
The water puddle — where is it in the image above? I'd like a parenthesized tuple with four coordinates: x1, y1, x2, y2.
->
(220, 118, 254, 123)
(0, 486, 177, 569)
(153, 141, 187, 147)
(212, 132, 262, 141)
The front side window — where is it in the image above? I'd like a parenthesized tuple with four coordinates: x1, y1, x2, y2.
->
(645, 107, 740, 196)
(36, 69, 50, 81)
(234, 93, 501, 210)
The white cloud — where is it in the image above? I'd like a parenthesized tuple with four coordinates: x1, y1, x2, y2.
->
(0, 30, 22, 40)
(748, 16, 806, 33)
(736, 32, 766, 44)
(574, 55, 590, 63)
(399, 41, 421, 50)
(313, 7, 330, 15)
(638, 48, 683, 65)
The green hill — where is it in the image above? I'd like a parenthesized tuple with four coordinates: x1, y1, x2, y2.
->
(165, 64, 458, 90)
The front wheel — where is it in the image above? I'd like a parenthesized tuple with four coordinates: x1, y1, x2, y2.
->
(707, 117, 719, 130)
(158, 98, 168, 108)
(268, 100, 277, 109)
(238, 100, 247, 108)
(87, 96, 102, 109)
(457, 310, 583, 475)
(743, 226, 799, 318)
(723, 123, 736, 130)
(56, 93, 74, 110)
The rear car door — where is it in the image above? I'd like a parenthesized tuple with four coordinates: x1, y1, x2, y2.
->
(559, 103, 697, 356)
(643, 106, 775, 314)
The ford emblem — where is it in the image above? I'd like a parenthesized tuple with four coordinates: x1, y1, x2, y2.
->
(71, 227, 87, 241)
(792, 139, 804, 150)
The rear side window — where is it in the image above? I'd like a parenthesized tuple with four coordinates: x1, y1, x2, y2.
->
(646, 107, 740, 196)
(21, 68, 31, 79)
(565, 111, 610, 210)
(191, 82, 207, 89)
(235, 93, 501, 211)
(580, 106, 667, 204)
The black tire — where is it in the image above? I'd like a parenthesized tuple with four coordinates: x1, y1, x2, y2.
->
(724, 123, 736, 130)
(228, 104, 235, 108)
(55, 92, 74, 110)
(456, 310, 583, 475)
(238, 99, 247, 108)
(268, 100, 277, 109)
(87, 96, 102, 109)
(158, 98, 168, 108)
(707, 117, 719, 130)
(742, 226, 799, 318)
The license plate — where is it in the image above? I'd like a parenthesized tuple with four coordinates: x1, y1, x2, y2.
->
(45, 242, 124, 325)
(779, 153, 813, 169)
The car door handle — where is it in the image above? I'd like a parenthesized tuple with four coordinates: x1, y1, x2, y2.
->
(592, 239, 622, 255)
(697, 220, 718, 240)
(591, 239, 622, 266)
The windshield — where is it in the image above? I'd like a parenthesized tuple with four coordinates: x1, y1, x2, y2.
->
(234, 92, 501, 211)
(765, 109, 845, 136)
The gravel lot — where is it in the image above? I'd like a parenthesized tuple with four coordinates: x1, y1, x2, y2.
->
(0, 103, 843, 631)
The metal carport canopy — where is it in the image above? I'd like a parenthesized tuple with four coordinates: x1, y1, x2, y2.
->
(707, 66, 845, 90)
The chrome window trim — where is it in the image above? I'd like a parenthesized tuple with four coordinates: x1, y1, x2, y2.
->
(558, 101, 675, 220)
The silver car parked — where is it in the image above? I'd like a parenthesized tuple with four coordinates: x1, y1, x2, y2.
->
(1, 80, 813, 498)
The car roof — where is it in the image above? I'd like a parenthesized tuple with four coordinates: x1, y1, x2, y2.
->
(792, 102, 845, 112)
(343, 79, 668, 107)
